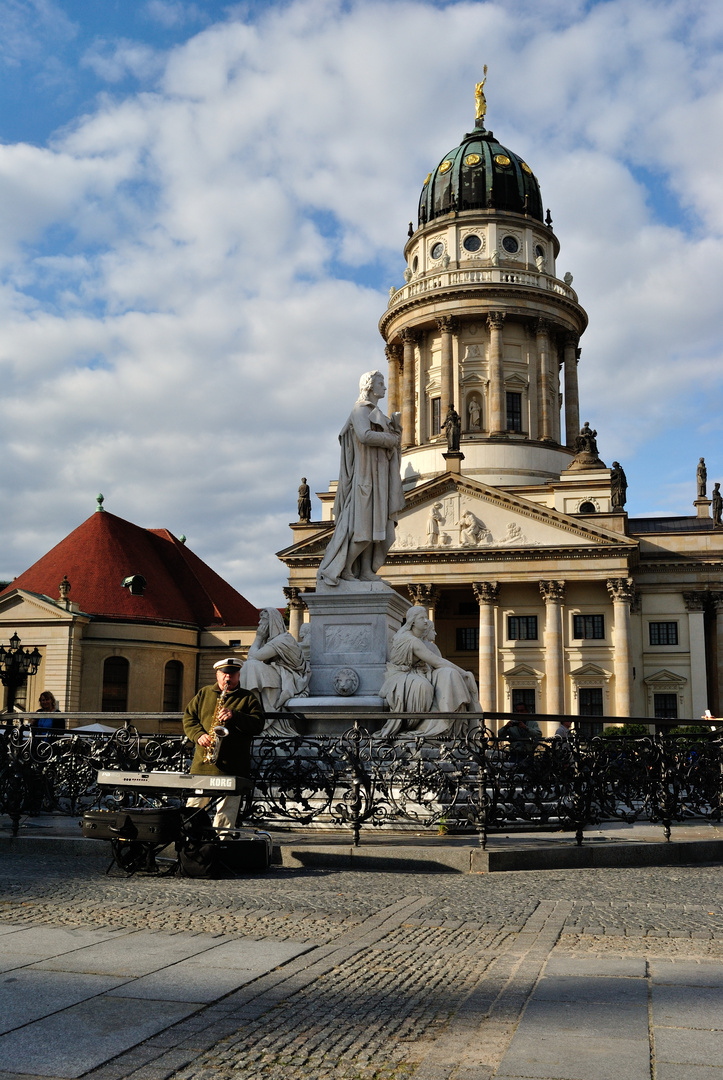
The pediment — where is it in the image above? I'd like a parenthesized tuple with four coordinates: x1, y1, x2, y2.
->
(643, 669, 687, 688)
(0, 589, 76, 622)
(569, 663, 612, 680)
(390, 475, 637, 554)
(504, 663, 544, 679)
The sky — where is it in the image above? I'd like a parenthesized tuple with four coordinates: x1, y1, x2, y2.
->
(0, 0, 722, 608)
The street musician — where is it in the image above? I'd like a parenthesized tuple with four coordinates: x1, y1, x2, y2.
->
(183, 657, 265, 829)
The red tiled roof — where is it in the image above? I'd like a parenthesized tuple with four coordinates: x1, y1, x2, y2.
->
(0, 511, 259, 627)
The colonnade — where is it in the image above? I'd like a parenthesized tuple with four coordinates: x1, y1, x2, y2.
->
(288, 583, 723, 718)
(385, 317, 581, 449)
(413, 577, 637, 717)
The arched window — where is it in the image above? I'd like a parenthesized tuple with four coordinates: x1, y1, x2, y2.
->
(163, 660, 183, 712)
(102, 657, 129, 712)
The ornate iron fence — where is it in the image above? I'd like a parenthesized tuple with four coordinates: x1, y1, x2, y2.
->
(1, 714, 721, 845)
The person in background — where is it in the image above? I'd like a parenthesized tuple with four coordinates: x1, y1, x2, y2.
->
(32, 692, 65, 733)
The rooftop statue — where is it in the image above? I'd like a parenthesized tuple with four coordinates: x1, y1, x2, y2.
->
(569, 420, 606, 471)
(697, 457, 707, 499)
(297, 477, 311, 522)
(610, 461, 628, 509)
(317, 370, 404, 587)
(474, 67, 488, 124)
(444, 404, 461, 452)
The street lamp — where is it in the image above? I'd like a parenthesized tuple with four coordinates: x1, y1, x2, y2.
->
(0, 633, 42, 712)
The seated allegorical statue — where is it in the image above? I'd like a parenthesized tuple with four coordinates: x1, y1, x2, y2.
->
(238, 608, 310, 734)
(378, 606, 481, 737)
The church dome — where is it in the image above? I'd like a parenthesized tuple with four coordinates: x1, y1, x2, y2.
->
(418, 120, 544, 227)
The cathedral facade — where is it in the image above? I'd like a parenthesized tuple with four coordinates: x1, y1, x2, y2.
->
(280, 98, 723, 732)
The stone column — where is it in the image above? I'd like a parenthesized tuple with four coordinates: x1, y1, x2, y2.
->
(283, 587, 306, 641)
(400, 328, 419, 449)
(536, 318, 553, 443)
(526, 324, 539, 440)
(385, 342, 403, 416)
(473, 582, 499, 712)
(436, 316, 457, 419)
(487, 312, 506, 436)
(606, 578, 635, 717)
(539, 580, 566, 713)
(711, 593, 723, 715)
(407, 584, 439, 622)
(563, 335, 580, 448)
(683, 591, 709, 718)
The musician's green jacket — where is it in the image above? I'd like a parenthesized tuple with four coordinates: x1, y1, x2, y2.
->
(183, 684, 265, 777)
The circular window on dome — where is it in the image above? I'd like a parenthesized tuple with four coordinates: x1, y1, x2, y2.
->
(520, 162, 532, 175)
(464, 153, 481, 167)
(423, 172, 432, 186)
(579, 501, 597, 514)
(535, 244, 545, 258)
(501, 235, 519, 254)
(463, 234, 482, 253)
(439, 160, 453, 174)
(412, 255, 419, 272)
(495, 154, 511, 166)
(430, 242, 445, 260)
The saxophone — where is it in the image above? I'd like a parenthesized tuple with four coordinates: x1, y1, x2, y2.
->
(202, 689, 230, 764)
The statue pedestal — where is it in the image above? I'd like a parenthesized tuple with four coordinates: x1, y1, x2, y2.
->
(694, 498, 711, 520)
(302, 579, 409, 700)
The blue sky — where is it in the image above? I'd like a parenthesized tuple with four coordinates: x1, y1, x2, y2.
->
(0, 0, 722, 605)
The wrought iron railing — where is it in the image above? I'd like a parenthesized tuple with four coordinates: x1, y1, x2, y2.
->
(0, 713, 720, 846)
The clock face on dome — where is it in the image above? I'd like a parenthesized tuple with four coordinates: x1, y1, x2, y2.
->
(501, 235, 519, 254)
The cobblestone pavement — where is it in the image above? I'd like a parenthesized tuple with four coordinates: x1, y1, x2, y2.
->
(1, 851, 722, 1080)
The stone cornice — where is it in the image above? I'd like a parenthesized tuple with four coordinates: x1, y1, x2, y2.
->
(280, 545, 637, 570)
(379, 283, 587, 340)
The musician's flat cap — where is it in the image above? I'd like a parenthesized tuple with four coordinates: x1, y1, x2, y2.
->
(213, 657, 242, 671)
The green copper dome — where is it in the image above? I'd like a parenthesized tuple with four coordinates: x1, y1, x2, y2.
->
(418, 120, 544, 226)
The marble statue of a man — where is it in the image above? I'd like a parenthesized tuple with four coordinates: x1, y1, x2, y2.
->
(317, 370, 405, 586)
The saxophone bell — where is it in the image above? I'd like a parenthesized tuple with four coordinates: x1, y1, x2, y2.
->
(202, 689, 230, 764)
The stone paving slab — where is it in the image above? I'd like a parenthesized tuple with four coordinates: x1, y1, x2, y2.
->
(650, 959, 723, 985)
(0, 996, 198, 1078)
(653, 983, 723, 1028)
(105, 940, 313, 1003)
(533, 973, 647, 1004)
(497, 1033, 651, 1080)
(544, 955, 646, 977)
(0, 970, 132, 1035)
(654, 1026, 723, 1068)
(30, 930, 223, 977)
(0, 926, 132, 973)
(656, 1066, 723, 1079)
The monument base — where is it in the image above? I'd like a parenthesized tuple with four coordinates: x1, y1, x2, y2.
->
(303, 581, 409, 700)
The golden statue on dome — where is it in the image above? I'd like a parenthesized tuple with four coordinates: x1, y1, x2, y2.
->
(475, 66, 488, 123)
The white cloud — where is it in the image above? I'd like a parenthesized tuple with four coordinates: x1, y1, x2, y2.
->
(81, 39, 164, 85)
(0, 0, 722, 605)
